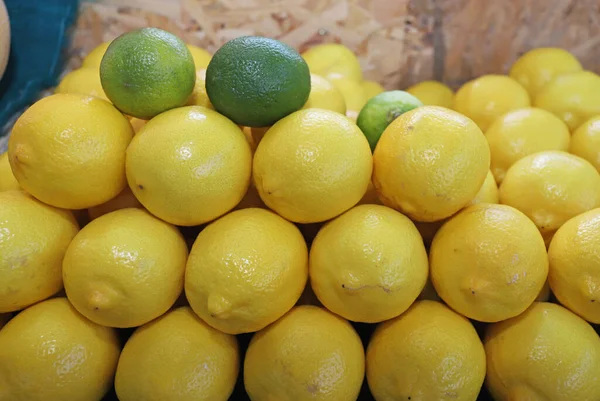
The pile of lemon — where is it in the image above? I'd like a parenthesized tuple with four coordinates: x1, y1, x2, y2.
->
(1, 28, 600, 401)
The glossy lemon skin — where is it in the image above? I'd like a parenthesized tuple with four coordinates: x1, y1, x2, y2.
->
(244, 305, 365, 401)
(485, 302, 600, 401)
(310, 204, 428, 323)
(185, 208, 308, 334)
(115, 307, 239, 401)
(186, 44, 212, 70)
(430, 203, 548, 322)
(302, 43, 363, 82)
(302, 73, 346, 114)
(0, 190, 79, 313)
(63, 208, 188, 328)
(570, 115, 600, 172)
(126, 106, 252, 226)
(367, 300, 486, 401)
(0, 298, 120, 401)
(81, 41, 111, 69)
(373, 106, 490, 222)
(509, 47, 582, 98)
(56, 68, 109, 101)
(253, 108, 372, 223)
(453, 74, 531, 132)
(485, 107, 570, 184)
(8, 93, 134, 209)
(499, 150, 600, 244)
(548, 208, 600, 323)
(406, 80, 454, 108)
(0, 152, 19, 191)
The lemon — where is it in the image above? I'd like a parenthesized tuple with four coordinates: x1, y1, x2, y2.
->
(302, 43, 362, 82)
(310, 204, 428, 323)
(548, 208, 600, 323)
(0, 298, 120, 401)
(485, 107, 570, 183)
(570, 115, 600, 172)
(485, 302, 600, 401)
(302, 73, 346, 114)
(509, 47, 582, 98)
(253, 108, 372, 223)
(87, 186, 142, 221)
(328, 75, 368, 112)
(115, 307, 238, 401)
(499, 150, 600, 244)
(127, 106, 252, 226)
(0, 152, 19, 191)
(63, 208, 188, 328)
(186, 69, 213, 109)
(206, 36, 310, 127)
(186, 43, 211, 69)
(0, 191, 79, 313)
(534, 71, 600, 131)
(430, 203, 548, 322)
(367, 301, 486, 401)
(55, 68, 109, 101)
(471, 170, 499, 205)
(81, 41, 111, 69)
(100, 28, 196, 119)
(185, 208, 307, 334)
(373, 106, 490, 222)
(453, 75, 531, 131)
(406, 80, 454, 108)
(357, 180, 382, 205)
(244, 305, 364, 401)
(362, 79, 385, 99)
(8, 93, 134, 209)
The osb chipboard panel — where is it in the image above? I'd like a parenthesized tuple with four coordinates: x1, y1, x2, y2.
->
(71, 0, 600, 89)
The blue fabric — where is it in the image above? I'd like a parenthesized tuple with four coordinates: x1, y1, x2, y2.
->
(0, 0, 78, 139)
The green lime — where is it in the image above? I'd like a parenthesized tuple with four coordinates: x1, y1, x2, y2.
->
(205, 36, 310, 127)
(357, 90, 423, 151)
(100, 28, 196, 119)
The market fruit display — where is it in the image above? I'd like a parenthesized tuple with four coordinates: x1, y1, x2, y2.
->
(1, 26, 600, 401)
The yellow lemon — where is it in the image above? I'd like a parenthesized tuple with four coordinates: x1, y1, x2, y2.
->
(186, 44, 212, 70)
(185, 208, 308, 334)
(310, 204, 428, 323)
(55, 68, 109, 101)
(357, 180, 382, 205)
(430, 203, 548, 322)
(0, 191, 79, 313)
(81, 41, 111, 69)
(0, 298, 120, 401)
(115, 307, 238, 401)
(548, 208, 600, 323)
(302, 73, 346, 114)
(8, 94, 134, 209)
(406, 80, 454, 108)
(0, 152, 19, 191)
(509, 47, 582, 98)
(186, 69, 213, 109)
(302, 43, 362, 82)
(244, 305, 365, 401)
(63, 208, 188, 328)
(87, 186, 142, 221)
(534, 70, 600, 131)
(127, 106, 252, 226)
(328, 75, 368, 112)
(453, 75, 531, 131)
(367, 301, 486, 401)
(373, 106, 490, 222)
(485, 302, 600, 401)
(570, 115, 600, 172)
(485, 107, 570, 183)
(362, 79, 385, 99)
(253, 109, 372, 223)
(499, 150, 600, 244)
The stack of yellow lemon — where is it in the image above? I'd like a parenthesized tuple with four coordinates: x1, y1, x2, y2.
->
(1, 34, 600, 401)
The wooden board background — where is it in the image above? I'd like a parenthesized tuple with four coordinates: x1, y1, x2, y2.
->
(71, 0, 600, 90)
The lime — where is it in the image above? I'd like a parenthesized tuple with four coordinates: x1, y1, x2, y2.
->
(100, 28, 196, 119)
(357, 90, 423, 151)
(205, 36, 310, 127)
